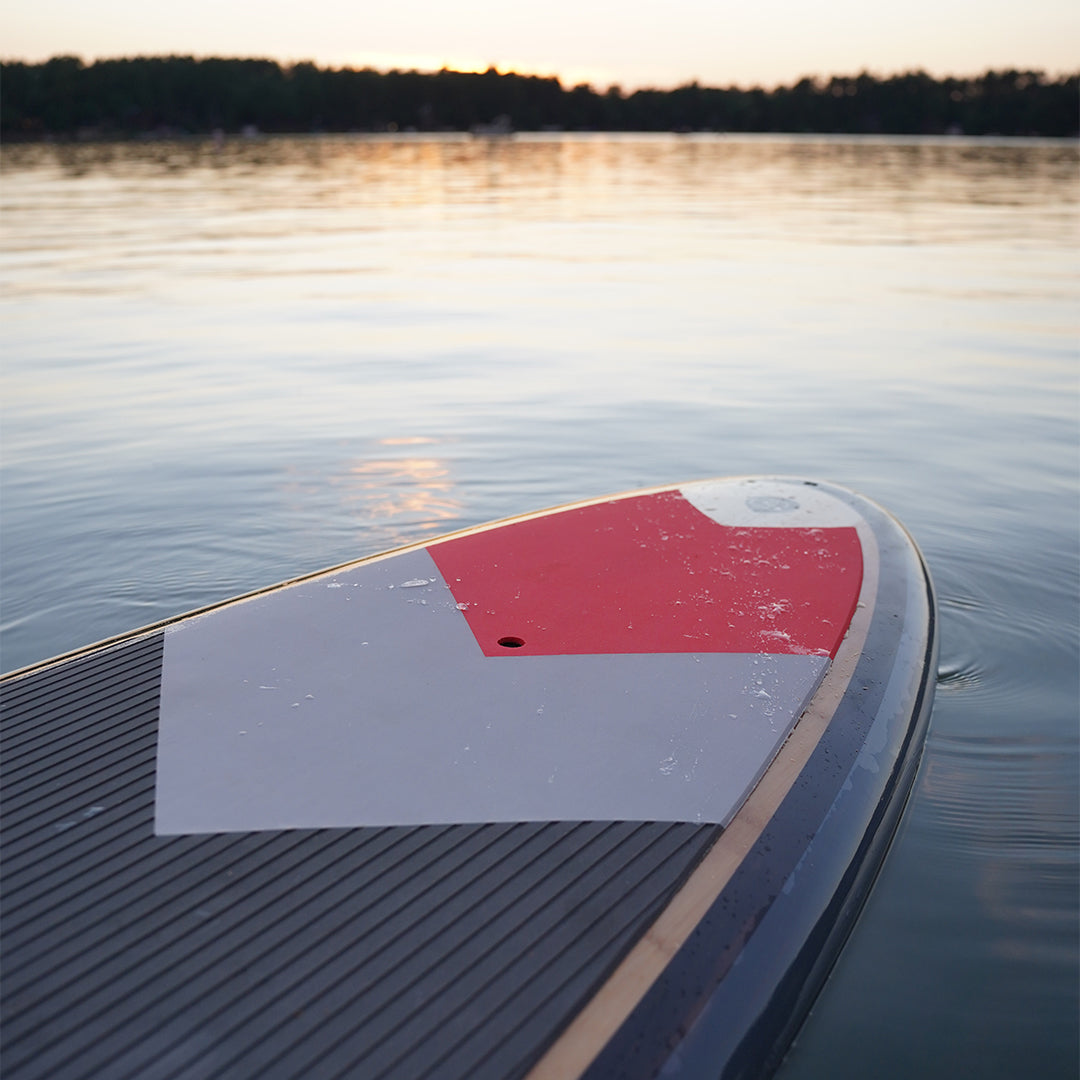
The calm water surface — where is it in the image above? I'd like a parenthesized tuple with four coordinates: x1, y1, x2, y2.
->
(2, 134, 1077, 1076)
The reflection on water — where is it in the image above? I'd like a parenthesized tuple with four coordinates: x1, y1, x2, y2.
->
(1, 134, 1077, 1078)
(3, 135, 1077, 264)
(280, 452, 462, 544)
(342, 454, 461, 533)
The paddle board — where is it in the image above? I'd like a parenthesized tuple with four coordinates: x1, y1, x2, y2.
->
(0, 476, 936, 1080)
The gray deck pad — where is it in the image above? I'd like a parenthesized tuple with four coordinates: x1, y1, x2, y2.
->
(156, 548, 827, 834)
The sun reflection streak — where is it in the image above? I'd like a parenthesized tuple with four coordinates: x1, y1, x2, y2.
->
(340, 454, 463, 532)
(277, 443, 464, 547)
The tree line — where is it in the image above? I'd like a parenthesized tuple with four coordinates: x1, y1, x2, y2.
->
(2, 56, 1077, 139)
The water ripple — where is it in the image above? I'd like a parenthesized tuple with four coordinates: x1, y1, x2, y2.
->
(936, 657, 985, 693)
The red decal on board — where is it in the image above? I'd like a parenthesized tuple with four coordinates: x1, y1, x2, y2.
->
(428, 491, 862, 658)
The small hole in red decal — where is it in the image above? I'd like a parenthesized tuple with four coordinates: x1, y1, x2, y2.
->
(497, 636, 525, 648)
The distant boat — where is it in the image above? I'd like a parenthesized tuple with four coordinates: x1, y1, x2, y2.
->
(470, 113, 513, 137)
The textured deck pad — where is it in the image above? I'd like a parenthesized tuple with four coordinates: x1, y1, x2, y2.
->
(156, 480, 862, 834)
(431, 489, 860, 657)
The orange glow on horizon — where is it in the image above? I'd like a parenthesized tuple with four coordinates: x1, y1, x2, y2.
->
(333, 52, 616, 90)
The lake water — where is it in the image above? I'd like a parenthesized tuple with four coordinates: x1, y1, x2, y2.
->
(1, 133, 1077, 1076)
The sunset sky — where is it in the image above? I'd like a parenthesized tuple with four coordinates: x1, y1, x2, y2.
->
(4, 0, 1077, 89)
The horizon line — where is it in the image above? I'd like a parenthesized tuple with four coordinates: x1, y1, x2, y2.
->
(3, 53, 1077, 95)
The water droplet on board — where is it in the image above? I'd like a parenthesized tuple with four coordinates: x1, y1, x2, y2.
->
(659, 756, 677, 775)
(400, 578, 432, 588)
(327, 582, 342, 589)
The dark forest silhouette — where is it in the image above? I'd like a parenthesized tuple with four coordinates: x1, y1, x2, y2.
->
(2, 56, 1077, 139)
